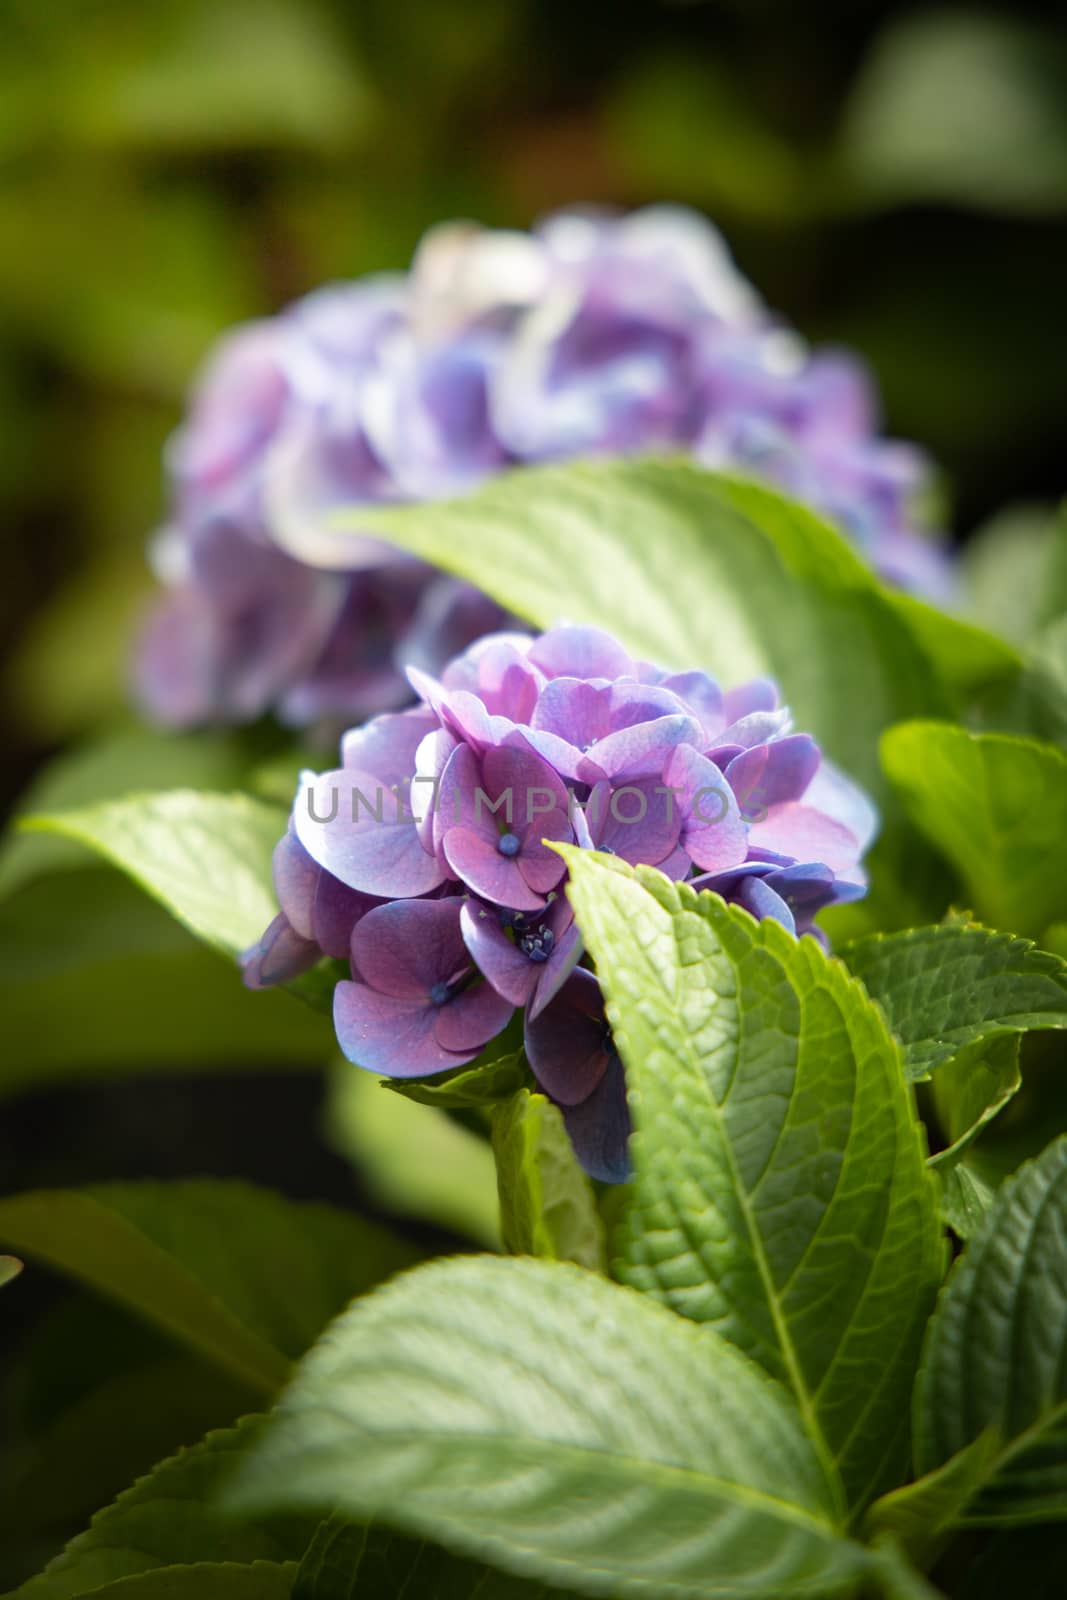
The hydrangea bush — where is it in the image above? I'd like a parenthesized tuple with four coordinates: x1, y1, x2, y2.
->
(3, 216, 1067, 1600)
(137, 207, 950, 729)
(243, 623, 874, 1179)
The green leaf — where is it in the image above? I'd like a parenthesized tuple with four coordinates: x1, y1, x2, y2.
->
(230, 1255, 878, 1599)
(0, 726, 258, 901)
(59, 1565, 297, 1598)
(385, 1047, 531, 1110)
(561, 848, 944, 1511)
(308, 457, 967, 801)
(963, 503, 1067, 647)
(881, 723, 1067, 936)
(926, 1034, 1022, 1168)
(0, 868, 332, 1099)
(915, 1134, 1067, 1525)
(21, 790, 286, 960)
(938, 1163, 996, 1240)
(293, 1514, 565, 1600)
(0, 1255, 21, 1288)
(325, 1067, 501, 1250)
(841, 923, 1067, 1080)
(0, 1181, 418, 1397)
(865, 1431, 1001, 1569)
(9, 1417, 311, 1600)
(490, 1090, 604, 1270)
(842, 11, 1067, 215)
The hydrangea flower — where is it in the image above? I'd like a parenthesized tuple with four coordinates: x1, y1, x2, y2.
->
(139, 206, 950, 730)
(243, 623, 876, 1180)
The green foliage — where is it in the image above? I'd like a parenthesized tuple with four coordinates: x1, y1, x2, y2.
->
(841, 923, 1067, 1080)
(842, 11, 1067, 215)
(561, 848, 943, 1511)
(229, 1256, 880, 1599)
(0, 868, 332, 1098)
(937, 1164, 996, 1240)
(22, 791, 289, 962)
(8, 1417, 312, 1600)
(914, 1135, 1067, 1526)
(490, 1089, 604, 1270)
(881, 723, 1067, 938)
(292, 1514, 565, 1599)
(384, 1047, 530, 1109)
(330, 458, 1013, 800)
(0, 1182, 418, 1395)
(0, 726, 258, 900)
(842, 923, 1067, 1162)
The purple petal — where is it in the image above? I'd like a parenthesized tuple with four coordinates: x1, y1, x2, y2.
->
(802, 759, 879, 853)
(312, 872, 381, 960)
(747, 804, 863, 876)
(738, 875, 796, 934)
(524, 968, 611, 1107)
(341, 707, 438, 788)
(560, 1055, 631, 1184)
(726, 735, 820, 822)
(518, 811, 572, 893)
(528, 624, 635, 681)
(461, 901, 541, 1006)
(241, 913, 320, 989)
(722, 678, 780, 723)
(351, 897, 470, 1000)
(585, 777, 681, 866)
(432, 981, 514, 1053)
(660, 670, 725, 735)
(272, 827, 319, 940)
(713, 707, 792, 754)
(666, 744, 748, 872)
(295, 767, 446, 899)
(443, 826, 545, 911)
(334, 982, 461, 1077)
(588, 713, 703, 781)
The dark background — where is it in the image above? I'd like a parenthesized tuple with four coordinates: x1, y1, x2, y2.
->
(0, 1, 1065, 1581)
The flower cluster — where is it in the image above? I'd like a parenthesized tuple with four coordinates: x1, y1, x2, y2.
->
(243, 624, 876, 1180)
(138, 206, 950, 730)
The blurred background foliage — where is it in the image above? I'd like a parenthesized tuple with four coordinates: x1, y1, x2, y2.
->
(0, 1, 1066, 1585)
(3, 0, 1067, 783)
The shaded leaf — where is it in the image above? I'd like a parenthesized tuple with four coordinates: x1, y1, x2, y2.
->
(490, 1089, 603, 1270)
(0, 1181, 418, 1396)
(0, 869, 331, 1099)
(293, 1514, 566, 1600)
(938, 1163, 996, 1241)
(881, 723, 1067, 936)
(841, 923, 1067, 1080)
(10, 1418, 310, 1600)
(915, 1134, 1067, 1524)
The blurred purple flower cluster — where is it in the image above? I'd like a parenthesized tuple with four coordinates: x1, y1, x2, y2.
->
(243, 623, 876, 1180)
(138, 207, 950, 730)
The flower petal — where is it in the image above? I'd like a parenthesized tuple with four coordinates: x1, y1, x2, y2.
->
(334, 982, 459, 1076)
(351, 896, 470, 1000)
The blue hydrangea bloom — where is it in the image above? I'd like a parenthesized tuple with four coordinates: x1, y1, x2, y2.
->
(243, 623, 877, 1180)
(139, 206, 951, 729)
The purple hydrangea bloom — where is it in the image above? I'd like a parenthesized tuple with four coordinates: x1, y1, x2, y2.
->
(242, 622, 877, 1181)
(333, 898, 514, 1077)
(139, 207, 952, 731)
